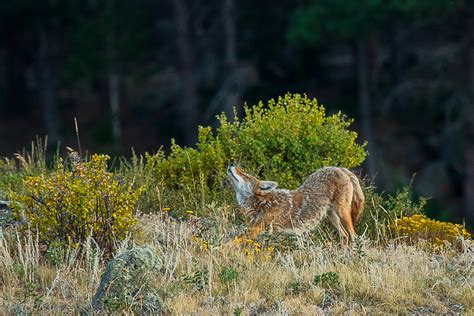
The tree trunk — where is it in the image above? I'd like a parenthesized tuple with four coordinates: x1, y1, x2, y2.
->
(108, 69, 121, 150)
(389, 18, 402, 100)
(37, 27, 59, 147)
(5, 33, 28, 116)
(106, 32, 121, 151)
(463, 15, 474, 225)
(356, 39, 376, 179)
(0, 48, 6, 112)
(222, 0, 240, 119)
(172, 0, 198, 146)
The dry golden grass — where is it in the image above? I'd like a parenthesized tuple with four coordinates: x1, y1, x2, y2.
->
(1, 204, 473, 314)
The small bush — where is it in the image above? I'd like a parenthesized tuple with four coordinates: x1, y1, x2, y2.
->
(0, 138, 49, 198)
(182, 264, 209, 291)
(357, 185, 427, 241)
(10, 153, 143, 253)
(219, 266, 239, 285)
(0, 159, 22, 198)
(313, 272, 339, 289)
(394, 214, 471, 249)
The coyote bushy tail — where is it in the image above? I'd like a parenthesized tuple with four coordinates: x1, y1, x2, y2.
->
(341, 168, 365, 225)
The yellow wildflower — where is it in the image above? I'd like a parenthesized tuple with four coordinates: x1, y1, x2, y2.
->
(393, 214, 472, 250)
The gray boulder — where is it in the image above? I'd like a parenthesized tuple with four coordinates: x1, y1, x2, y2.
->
(91, 246, 163, 314)
(0, 200, 12, 227)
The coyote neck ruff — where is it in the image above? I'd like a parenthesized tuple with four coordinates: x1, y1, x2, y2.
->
(227, 164, 365, 244)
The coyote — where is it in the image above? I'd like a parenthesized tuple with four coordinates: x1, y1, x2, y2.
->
(227, 164, 364, 245)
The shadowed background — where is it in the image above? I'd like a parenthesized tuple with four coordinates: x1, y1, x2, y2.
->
(0, 0, 473, 226)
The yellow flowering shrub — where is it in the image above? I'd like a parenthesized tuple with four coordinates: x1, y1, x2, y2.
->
(394, 214, 471, 249)
(10, 154, 143, 253)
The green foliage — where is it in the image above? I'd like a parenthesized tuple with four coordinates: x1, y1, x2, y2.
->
(129, 93, 366, 214)
(289, 0, 382, 44)
(0, 158, 24, 198)
(216, 93, 366, 187)
(62, 0, 154, 82)
(0, 139, 49, 198)
(44, 241, 65, 267)
(286, 280, 310, 296)
(233, 305, 243, 316)
(219, 265, 239, 285)
(313, 271, 339, 289)
(9, 153, 142, 252)
(288, 0, 463, 45)
(182, 264, 209, 291)
(358, 184, 427, 240)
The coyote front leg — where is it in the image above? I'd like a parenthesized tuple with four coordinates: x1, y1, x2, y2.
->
(231, 221, 264, 245)
(245, 221, 265, 240)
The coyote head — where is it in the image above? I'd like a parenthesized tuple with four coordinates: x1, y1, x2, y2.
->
(227, 164, 278, 205)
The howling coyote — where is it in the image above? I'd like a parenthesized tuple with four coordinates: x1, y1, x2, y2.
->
(227, 164, 364, 245)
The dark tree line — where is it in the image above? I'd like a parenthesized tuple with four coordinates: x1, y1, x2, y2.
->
(0, 0, 473, 224)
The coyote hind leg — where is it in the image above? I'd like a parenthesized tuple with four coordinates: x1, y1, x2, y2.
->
(327, 208, 350, 245)
(338, 210, 357, 243)
(329, 183, 358, 245)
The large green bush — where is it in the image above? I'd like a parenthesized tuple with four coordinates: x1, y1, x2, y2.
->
(216, 93, 367, 186)
(127, 93, 367, 213)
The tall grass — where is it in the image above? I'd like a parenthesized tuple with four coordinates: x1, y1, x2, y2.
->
(0, 132, 471, 314)
(1, 205, 472, 314)
(0, 227, 103, 313)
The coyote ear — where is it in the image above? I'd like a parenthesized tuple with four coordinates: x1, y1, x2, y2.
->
(259, 181, 278, 191)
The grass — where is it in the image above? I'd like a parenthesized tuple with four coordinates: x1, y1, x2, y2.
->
(0, 140, 472, 314)
(1, 204, 472, 314)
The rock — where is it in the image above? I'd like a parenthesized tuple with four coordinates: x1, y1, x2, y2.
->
(0, 200, 13, 227)
(91, 246, 163, 314)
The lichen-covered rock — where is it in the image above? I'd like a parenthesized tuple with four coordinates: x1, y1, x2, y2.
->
(92, 246, 162, 314)
(0, 200, 13, 227)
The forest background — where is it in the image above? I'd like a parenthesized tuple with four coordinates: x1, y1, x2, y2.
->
(0, 0, 473, 226)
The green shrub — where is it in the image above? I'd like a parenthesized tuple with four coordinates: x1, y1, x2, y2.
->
(0, 158, 23, 199)
(219, 265, 239, 285)
(357, 184, 427, 241)
(0, 139, 48, 198)
(125, 93, 366, 214)
(10, 153, 143, 253)
(216, 93, 366, 187)
(313, 271, 339, 289)
(182, 264, 209, 291)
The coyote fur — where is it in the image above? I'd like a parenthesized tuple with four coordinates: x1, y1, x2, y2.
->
(227, 164, 364, 244)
